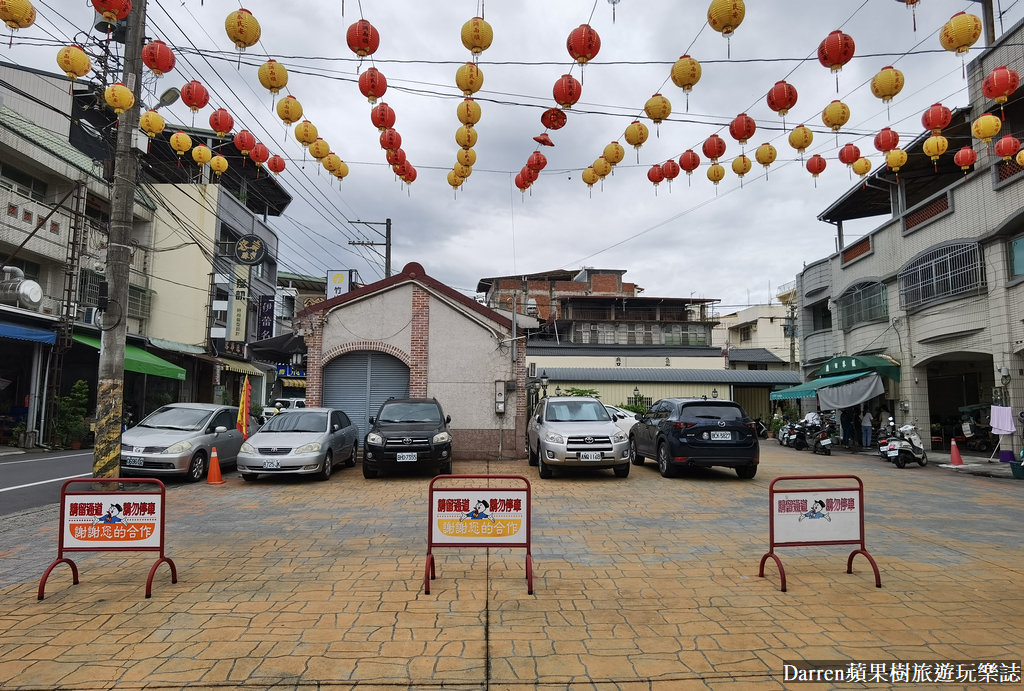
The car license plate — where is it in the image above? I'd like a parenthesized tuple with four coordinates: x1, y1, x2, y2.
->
(123, 456, 144, 466)
(711, 431, 731, 441)
(263, 460, 280, 469)
(579, 451, 602, 461)
(821, 438, 832, 446)
(887, 449, 899, 457)
(397, 452, 417, 462)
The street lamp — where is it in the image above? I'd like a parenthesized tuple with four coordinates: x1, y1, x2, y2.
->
(555, 386, 562, 396)
(712, 388, 719, 399)
(540, 370, 549, 397)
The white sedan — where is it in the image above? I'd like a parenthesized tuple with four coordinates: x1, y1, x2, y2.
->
(604, 405, 639, 437)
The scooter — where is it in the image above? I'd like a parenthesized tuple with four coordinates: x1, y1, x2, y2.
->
(886, 422, 928, 468)
(877, 417, 897, 460)
(790, 422, 812, 451)
(811, 420, 837, 455)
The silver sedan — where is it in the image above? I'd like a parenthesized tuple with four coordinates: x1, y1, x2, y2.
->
(237, 407, 359, 481)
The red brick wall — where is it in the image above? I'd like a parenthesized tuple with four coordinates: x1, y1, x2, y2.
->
(410, 287, 429, 397)
(590, 273, 620, 293)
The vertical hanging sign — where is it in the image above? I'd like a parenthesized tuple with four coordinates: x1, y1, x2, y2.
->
(229, 264, 249, 343)
(257, 294, 275, 341)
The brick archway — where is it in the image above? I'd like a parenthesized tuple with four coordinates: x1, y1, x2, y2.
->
(322, 341, 410, 368)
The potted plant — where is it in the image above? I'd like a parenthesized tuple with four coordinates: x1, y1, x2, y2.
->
(770, 417, 784, 439)
(8, 421, 25, 447)
(55, 379, 90, 449)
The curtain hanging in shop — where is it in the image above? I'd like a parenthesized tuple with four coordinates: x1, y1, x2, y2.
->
(817, 373, 884, 411)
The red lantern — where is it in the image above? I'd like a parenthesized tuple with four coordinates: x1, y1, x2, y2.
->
(806, 153, 827, 177)
(233, 129, 256, 155)
(766, 80, 798, 117)
(874, 127, 900, 153)
(370, 102, 396, 131)
(249, 142, 269, 166)
(838, 143, 861, 167)
(515, 172, 529, 192)
(661, 159, 681, 181)
(953, 145, 977, 172)
(702, 134, 726, 162)
(566, 24, 601, 64)
(141, 39, 175, 76)
(552, 74, 582, 109)
(983, 66, 1020, 104)
(521, 165, 538, 184)
(402, 166, 417, 184)
(92, 0, 131, 22)
(346, 19, 380, 57)
(647, 164, 665, 186)
(679, 150, 701, 175)
(180, 80, 209, 112)
(995, 135, 1021, 160)
(527, 151, 547, 171)
(541, 107, 567, 130)
(267, 154, 286, 174)
(818, 30, 855, 72)
(358, 67, 387, 103)
(386, 148, 406, 167)
(728, 113, 756, 145)
(921, 103, 952, 135)
(209, 108, 234, 137)
(379, 128, 401, 151)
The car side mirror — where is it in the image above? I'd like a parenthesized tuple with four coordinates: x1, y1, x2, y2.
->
(634, 413, 642, 421)
(368, 417, 375, 424)
(214, 425, 227, 434)
(332, 424, 339, 431)
(536, 414, 542, 424)
(445, 415, 451, 424)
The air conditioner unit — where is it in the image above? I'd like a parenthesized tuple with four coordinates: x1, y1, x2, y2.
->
(84, 307, 100, 326)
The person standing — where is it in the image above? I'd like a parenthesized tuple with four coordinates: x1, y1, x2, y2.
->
(840, 407, 854, 447)
(860, 407, 874, 448)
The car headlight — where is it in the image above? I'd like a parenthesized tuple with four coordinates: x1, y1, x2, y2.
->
(294, 442, 321, 454)
(240, 441, 254, 453)
(433, 431, 452, 444)
(163, 440, 193, 455)
(543, 431, 564, 445)
(366, 432, 383, 445)
(612, 431, 627, 443)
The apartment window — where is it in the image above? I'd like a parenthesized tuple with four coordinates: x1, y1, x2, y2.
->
(1011, 236, 1024, 278)
(79, 271, 150, 319)
(739, 325, 752, 342)
(898, 242, 985, 311)
(0, 163, 49, 202)
(808, 300, 832, 332)
(835, 281, 888, 330)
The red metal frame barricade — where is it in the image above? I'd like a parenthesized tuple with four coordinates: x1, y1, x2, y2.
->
(425, 474, 533, 594)
(38, 478, 177, 600)
(758, 474, 880, 592)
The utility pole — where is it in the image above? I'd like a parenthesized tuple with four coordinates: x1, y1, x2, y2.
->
(787, 303, 797, 371)
(93, 0, 147, 479)
(347, 218, 391, 278)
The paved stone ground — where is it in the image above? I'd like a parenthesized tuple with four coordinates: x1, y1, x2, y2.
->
(0, 442, 1021, 690)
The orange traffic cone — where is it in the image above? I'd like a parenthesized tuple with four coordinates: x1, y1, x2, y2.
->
(207, 446, 225, 484)
(950, 439, 964, 466)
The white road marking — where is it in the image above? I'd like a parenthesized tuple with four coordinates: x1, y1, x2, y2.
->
(0, 473, 93, 492)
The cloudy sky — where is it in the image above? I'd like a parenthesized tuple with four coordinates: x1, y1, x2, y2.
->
(17, 1, 1024, 310)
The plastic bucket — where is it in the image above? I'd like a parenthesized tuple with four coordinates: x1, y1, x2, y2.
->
(999, 449, 1015, 463)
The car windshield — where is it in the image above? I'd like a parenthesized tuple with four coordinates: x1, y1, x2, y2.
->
(378, 402, 442, 423)
(681, 404, 745, 422)
(545, 400, 609, 422)
(262, 411, 327, 433)
(137, 406, 213, 431)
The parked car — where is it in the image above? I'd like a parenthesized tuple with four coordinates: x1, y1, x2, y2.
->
(237, 407, 359, 481)
(629, 397, 759, 479)
(604, 404, 639, 437)
(362, 397, 453, 478)
(262, 397, 306, 421)
(527, 396, 631, 479)
(120, 403, 246, 481)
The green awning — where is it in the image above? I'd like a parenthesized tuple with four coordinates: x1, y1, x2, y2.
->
(769, 372, 868, 400)
(815, 354, 901, 382)
(73, 334, 186, 381)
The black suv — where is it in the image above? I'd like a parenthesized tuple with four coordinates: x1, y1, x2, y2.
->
(629, 398, 759, 479)
(362, 397, 453, 478)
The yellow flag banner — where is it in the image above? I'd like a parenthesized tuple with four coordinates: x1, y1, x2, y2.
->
(236, 375, 251, 439)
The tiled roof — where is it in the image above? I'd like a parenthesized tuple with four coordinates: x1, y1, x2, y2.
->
(527, 342, 722, 358)
(728, 348, 786, 364)
(541, 367, 801, 386)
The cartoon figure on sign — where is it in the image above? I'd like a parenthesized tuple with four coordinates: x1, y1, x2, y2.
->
(463, 500, 495, 522)
(798, 499, 830, 522)
(99, 504, 123, 523)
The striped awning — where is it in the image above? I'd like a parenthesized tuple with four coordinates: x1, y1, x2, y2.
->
(279, 377, 306, 388)
(218, 358, 266, 377)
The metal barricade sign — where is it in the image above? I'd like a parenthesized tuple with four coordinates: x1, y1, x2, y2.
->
(758, 474, 880, 592)
(38, 478, 177, 600)
(425, 474, 533, 594)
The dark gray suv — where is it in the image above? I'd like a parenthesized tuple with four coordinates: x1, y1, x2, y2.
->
(630, 397, 759, 479)
(362, 398, 453, 478)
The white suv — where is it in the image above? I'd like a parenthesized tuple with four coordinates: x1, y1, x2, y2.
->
(526, 396, 631, 479)
(262, 397, 306, 421)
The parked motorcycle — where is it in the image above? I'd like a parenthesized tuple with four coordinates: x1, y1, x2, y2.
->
(790, 422, 811, 451)
(877, 417, 897, 459)
(811, 420, 837, 455)
(886, 422, 928, 468)
(956, 420, 997, 452)
(777, 418, 792, 446)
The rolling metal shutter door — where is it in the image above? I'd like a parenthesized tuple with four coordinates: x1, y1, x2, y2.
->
(322, 351, 409, 438)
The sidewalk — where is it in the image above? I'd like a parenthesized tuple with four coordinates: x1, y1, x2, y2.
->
(0, 444, 1021, 689)
(823, 439, 1019, 478)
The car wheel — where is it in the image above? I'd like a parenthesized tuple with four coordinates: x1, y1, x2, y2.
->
(241, 473, 258, 482)
(527, 442, 538, 466)
(362, 462, 378, 479)
(538, 455, 553, 479)
(613, 463, 630, 478)
(918, 452, 928, 467)
(345, 443, 357, 468)
(736, 464, 757, 479)
(186, 452, 206, 482)
(318, 450, 334, 481)
(657, 443, 677, 478)
(630, 437, 645, 465)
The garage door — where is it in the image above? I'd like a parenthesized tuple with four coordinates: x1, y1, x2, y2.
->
(322, 351, 409, 438)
